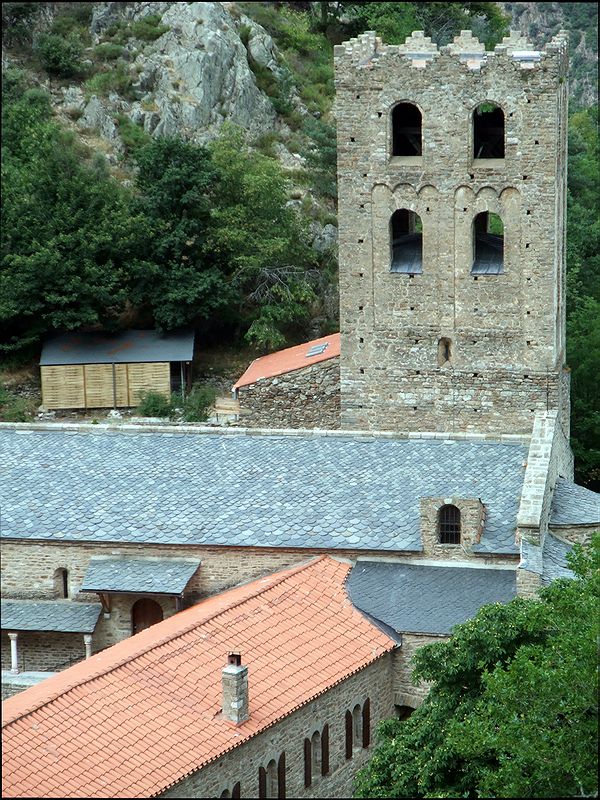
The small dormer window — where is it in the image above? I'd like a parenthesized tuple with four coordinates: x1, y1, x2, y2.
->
(439, 504, 461, 544)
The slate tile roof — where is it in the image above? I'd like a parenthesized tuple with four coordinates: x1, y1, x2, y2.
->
(233, 333, 340, 390)
(0, 428, 527, 555)
(1, 600, 102, 634)
(1, 556, 396, 799)
(40, 330, 194, 366)
(81, 557, 201, 595)
(550, 479, 600, 527)
(541, 532, 575, 585)
(347, 560, 517, 635)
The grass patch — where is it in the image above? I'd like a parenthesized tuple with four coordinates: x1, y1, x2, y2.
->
(115, 113, 152, 154)
(0, 385, 37, 422)
(93, 43, 125, 61)
(130, 14, 170, 42)
(85, 62, 135, 100)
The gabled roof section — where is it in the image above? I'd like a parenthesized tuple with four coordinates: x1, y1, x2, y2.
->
(40, 330, 194, 366)
(2, 556, 396, 799)
(347, 561, 517, 635)
(0, 428, 527, 555)
(1, 600, 102, 634)
(550, 479, 600, 527)
(233, 332, 340, 390)
(541, 532, 575, 585)
(81, 557, 201, 595)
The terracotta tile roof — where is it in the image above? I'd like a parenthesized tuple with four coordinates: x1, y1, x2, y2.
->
(232, 332, 340, 390)
(2, 556, 396, 799)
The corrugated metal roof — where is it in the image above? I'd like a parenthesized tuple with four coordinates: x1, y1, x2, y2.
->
(81, 558, 201, 595)
(348, 561, 517, 635)
(1, 600, 102, 633)
(40, 330, 194, 366)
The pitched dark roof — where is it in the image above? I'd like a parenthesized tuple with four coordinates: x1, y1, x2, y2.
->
(40, 330, 194, 366)
(541, 532, 575, 585)
(81, 557, 200, 595)
(1, 427, 527, 555)
(1, 600, 102, 633)
(550, 479, 600, 527)
(347, 560, 517, 634)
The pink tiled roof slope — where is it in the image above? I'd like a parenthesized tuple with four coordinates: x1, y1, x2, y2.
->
(233, 332, 340, 390)
(2, 556, 396, 799)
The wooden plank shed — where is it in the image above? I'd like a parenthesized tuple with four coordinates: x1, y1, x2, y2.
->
(40, 330, 194, 410)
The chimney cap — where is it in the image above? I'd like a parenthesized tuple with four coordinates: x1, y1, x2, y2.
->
(227, 651, 242, 666)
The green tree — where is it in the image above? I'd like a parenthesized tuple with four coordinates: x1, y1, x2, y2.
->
(208, 124, 318, 349)
(129, 137, 231, 331)
(355, 534, 600, 798)
(1, 76, 139, 356)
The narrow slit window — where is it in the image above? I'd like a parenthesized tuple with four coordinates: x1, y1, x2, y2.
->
(473, 103, 505, 158)
(392, 103, 422, 156)
(471, 212, 504, 275)
(439, 504, 461, 544)
(438, 338, 452, 366)
(390, 209, 423, 274)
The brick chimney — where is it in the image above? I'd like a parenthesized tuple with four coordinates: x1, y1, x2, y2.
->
(222, 652, 249, 724)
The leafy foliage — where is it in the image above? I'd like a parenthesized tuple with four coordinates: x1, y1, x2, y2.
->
(181, 384, 216, 422)
(136, 390, 173, 418)
(35, 33, 84, 77)
(355, 535, 600, 798)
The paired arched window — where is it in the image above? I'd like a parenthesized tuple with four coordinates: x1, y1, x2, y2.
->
(392, 103, 422, 156)
(345, 698, 371, 758)
(439, 504, 461, 544)
(390, 209, 423, 274)
(220, 785, 240, 800)
(472, 211, 504, 274)
(54, 568, 69, 599)
(473, 103, 505, 159)
(303, 725, 330, 787)
(259, 753, 285, 799)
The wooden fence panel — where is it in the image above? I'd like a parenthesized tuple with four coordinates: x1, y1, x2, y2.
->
(126, 362, 170, 406)
(83, 364, 115, 408)
(41, 366, 85, 409)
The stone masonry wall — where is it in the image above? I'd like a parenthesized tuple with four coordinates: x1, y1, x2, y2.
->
(548, 525, 597, 545)
(161, 653, 395, 799)
(334, 30, 569, 434)
(237, 358, 340, 429)
(392, 633, 445, 705)
(1, 631, 85, 673)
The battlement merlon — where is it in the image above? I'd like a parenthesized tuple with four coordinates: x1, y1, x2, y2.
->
(333, 29, 569, 77)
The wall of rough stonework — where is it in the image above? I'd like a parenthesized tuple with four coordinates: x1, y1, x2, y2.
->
(161, 653, 395, 799)
(1, 540, 518, 663)
(237, 359, 340, 429)
(1, 631, 85, 673)
(334, 30, 569, 435)
(420, 496, 486, 556)
(548, 525, 597, 545)
(392, 633, 445, 704)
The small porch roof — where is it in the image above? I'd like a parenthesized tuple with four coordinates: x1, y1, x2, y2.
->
(1, 600, 102, 634)
(81, 557, 201, 596)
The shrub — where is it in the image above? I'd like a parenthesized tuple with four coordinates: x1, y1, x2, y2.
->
(85, 63, 134, 99)
(36, 33, 83, 77)
(182, 384, 216, 422)
(93, 42, 125, 61)
(130, 14, 170, 42)
(115, 114, 151, 155)
(136, 390, 173, 418)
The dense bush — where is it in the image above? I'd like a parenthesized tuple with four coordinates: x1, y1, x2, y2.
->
(181, 384, 216, 422)
(130, 14, 170, 42)
(35, 33, 84, 77)
(136, 390, 173, 418)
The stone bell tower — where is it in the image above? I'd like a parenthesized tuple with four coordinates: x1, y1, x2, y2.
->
(334, 29, 570, 436)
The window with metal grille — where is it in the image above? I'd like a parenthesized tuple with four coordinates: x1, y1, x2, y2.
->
(439, 504, 461, 544)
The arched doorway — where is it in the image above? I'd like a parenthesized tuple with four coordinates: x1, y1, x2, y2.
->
(131, 598, 163, 635)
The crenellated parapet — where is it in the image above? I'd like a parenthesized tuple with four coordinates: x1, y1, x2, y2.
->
(334, 28, 569, 76)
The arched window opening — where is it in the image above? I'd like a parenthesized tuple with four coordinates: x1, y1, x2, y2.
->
(473, 103, 505, 158)
(266, 759, 278, 798)
(395, 705, 415, 721)
(438, 338, 452, 366)
(54, 568, 69, 599)
(362, 698, 371, 748)
(311, 730, 321, 774)
(439, 504, 461, 544)
(220, 792, 230, 799)
(345, 709, 353, 759)
(352, 704, 362, 746)
(131, 598, 163, 635)
(390, 209, 423, 274)
(472, 212, 504, 274)
(392, 103, 422, 156)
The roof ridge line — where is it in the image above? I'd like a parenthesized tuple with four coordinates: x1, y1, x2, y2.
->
(2, 556, 328, 728)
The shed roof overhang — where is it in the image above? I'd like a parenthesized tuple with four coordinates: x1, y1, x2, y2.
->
(81, 557, 201, 596)
(1, 600, 102, 634)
